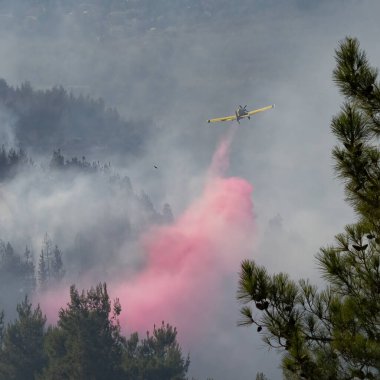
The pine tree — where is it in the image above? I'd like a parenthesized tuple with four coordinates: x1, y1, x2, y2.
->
(40, 283, 124, 380)
(38, 234, 65, 289)
(123, 321, 190, 380)
(1, 242, 19, 270)
(50, 245, 65, 283)
(49, 149, 64, 169)
(41, 233, 52, 281)
(0, 297, 46, 380)
(237, 37, 380, 380)
(0, 242, 36, 302)
(23, 246, 36, 295)
(37, 251, 48, 290)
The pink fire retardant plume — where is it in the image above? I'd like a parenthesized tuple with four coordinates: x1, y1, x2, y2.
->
(114, 128, 256, 339)
(35, 129, 256, 340)
(210, 126, 236, 176)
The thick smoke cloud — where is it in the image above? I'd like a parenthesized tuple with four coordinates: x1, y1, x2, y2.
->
(0, 151, 172, 322)
(34, 130, 257, 380)
(1, 1, 380, 379)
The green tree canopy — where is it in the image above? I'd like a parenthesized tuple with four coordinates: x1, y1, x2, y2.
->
(40, 283, 124, 380)
(0, 280, 191, 379)
(123, 321, 190, 380)
(0, 297, 46, 380)
(237, 37, 380, 380)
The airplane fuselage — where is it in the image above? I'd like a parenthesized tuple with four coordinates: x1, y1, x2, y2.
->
(235, 107, 249, 123)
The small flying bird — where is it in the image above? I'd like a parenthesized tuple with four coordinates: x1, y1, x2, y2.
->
(154, 165, 158, 169)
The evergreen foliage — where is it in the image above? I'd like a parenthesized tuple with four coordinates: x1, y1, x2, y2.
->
(0, 297, 46, 380)
(237, 37, 380, 380)
(123, 321, 190, 380)
(0, 283, 190, 379)
(0, 241, 36, 301)
(38, 234, 65, 290)
(49, 148, 111, 174)
(0, 79, 147, 156)
(0, 146, 29, 181)
(41, 283, 124, 380)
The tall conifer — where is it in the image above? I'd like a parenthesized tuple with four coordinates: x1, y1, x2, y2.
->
(237, 37, 380, 379)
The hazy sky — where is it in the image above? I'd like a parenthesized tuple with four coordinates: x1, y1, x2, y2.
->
(1, 1, 380, 379)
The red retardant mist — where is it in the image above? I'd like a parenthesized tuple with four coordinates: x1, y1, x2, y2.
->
(114, 128, 256, 340)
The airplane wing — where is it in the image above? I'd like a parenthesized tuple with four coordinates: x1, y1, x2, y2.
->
(207, 114, 236, 123)
(247, 104, 275, 116)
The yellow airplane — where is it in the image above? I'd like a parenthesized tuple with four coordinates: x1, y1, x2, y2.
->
(207, 104, 274, 124)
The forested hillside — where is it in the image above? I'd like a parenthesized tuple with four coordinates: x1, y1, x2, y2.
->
(0, 79, 148, 157)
